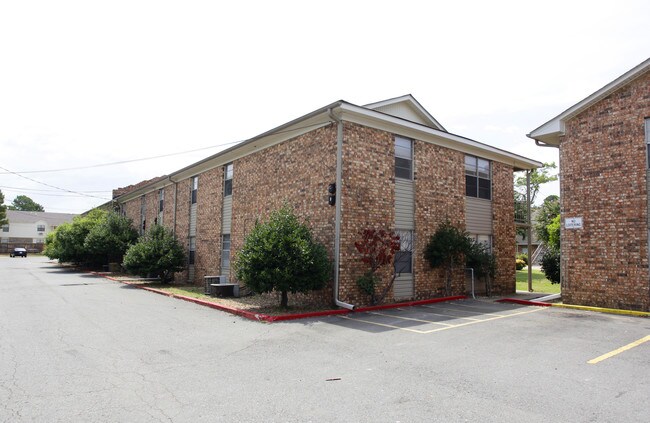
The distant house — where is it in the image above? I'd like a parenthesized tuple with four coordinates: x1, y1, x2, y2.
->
(113, 94, 540, 307)
(1, 210, 76, 253)
(528, 58, 650, 311)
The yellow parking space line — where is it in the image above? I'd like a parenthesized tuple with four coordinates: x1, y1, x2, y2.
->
(588, 335, 650, 364)
(418, 307, 546, 334)
(368, 311, 455, 326)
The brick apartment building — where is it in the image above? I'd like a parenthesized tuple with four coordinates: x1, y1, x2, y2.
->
(529, 58, 650, 311)
(114, 95, 540, 307)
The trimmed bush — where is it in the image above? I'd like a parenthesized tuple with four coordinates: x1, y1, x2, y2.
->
(122, 225, 186, 282)
(235, 205, 330, 308)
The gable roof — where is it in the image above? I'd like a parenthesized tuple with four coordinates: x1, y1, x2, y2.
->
(7, 210, 77, 226)
(528, 58, 650, 146)
(115, 95, 542, 203)
(364, 94, 446, 131)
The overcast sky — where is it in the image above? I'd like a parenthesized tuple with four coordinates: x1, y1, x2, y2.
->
(1, 0, 648, 214)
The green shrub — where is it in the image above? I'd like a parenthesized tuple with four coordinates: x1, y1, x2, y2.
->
(122, 225, 186, 282)
(84, 212, 139, 266)
(424, 221, 472, 296)
(235, 205, 330, 308)
(540, 249, 560, 284)
(466, 240, 496, 279)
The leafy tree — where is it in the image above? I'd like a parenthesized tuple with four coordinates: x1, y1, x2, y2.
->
(84, 212, 139, 265)
(8, 195, 45, 212)
(535, 195, 560, 244)
(44, 209, 106, 264)
(122, 225, 186, 282)
(424, 221, 472, 296)
(235, 205, 330, 308)
(354, 228, 401, 305)
(0, 190, 7, 226)
(514, 162, 558, 205)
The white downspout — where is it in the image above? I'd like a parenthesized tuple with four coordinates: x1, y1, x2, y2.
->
(329, 108, 355, 311)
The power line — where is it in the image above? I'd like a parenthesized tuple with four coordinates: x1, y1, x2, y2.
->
(0, 141, 240, 175)
(0, 165, 111, 201)
(0, 185, 111, 194)
(0, 120, 332, 175)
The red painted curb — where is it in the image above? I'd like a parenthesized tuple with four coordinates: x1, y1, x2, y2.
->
(496, 298, 552, 307)
(96, 271, 470, 322)
(356, 295, 467, 312)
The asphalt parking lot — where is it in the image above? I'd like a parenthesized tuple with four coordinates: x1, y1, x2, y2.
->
(332, 299, 546, 334)
(2, 257, 650, 422)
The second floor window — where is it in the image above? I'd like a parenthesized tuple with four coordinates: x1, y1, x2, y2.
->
(191, 176, 198, 204)
(158, 189, 164, 213)
(395, 137, 413, 180)
(465, 155, 491, 200)
(224, 163, 233, 197)
(37, 224, 45, 232)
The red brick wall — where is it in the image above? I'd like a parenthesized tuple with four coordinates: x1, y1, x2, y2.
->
(173, 178, 192, 282)
(194, 167, 223, 283)
(561, 72, 650, 311)
(338, 123, 395, 305)
(413, 141, 466, 298)
(491, 161, 516, 294)
(231, 124, 338, 305)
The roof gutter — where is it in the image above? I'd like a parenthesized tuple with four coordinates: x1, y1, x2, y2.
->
(329, 108, 355, 311)
(534, 139, 559, 149)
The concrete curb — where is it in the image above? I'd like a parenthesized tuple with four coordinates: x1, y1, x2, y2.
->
(551, 303, 650, 317)
(497, 297, 650, 317)
(99, 273, 467, 322)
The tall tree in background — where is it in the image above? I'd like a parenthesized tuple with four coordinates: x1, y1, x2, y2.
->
(0, 190, 8, 226)
(514, 162, 558, 205)
(8, 195, 45, 212)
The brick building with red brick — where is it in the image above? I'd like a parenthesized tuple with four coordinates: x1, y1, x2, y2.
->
(529, 58, 650, 311)
(114, 95, 540, 308)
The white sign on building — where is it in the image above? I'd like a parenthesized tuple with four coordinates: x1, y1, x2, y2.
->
(565, 217, 583, 229)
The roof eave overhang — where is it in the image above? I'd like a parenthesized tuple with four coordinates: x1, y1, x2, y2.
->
(117, 99, 542, 203)
(339, 103, 542, 171)
(529, 57, 650, 146)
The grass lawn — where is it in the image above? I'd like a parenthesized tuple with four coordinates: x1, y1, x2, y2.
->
(516, 268, 561, 294)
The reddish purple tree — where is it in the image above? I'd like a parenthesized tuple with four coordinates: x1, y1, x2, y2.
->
(354, 229, 401, 304)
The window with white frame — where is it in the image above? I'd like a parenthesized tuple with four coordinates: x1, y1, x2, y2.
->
(465, 155, 491, 200)
(191, 176, 198, 204)
(140, 196, 146, 235)
(157, 189, 164, 225)
(395, 137, 413, 180)
(224, 163, 233, 197)
(221, 234, 231, 269)
(394, 230, 413, 274)
(645, 118, 650, 168)
(2, 224, 8, 232)
(37, 224, 45, 232)
(189, 236, 196, 265)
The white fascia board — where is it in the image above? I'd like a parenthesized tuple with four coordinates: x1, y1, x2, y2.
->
(528, 58, 650, 144)
(339, 103, 542, 171)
